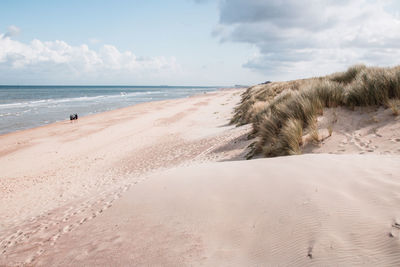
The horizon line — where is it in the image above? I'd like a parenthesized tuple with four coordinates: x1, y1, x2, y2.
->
(0, 84, 233, 88)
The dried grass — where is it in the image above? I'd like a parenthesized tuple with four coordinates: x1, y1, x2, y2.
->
(388, 99, 400, 116)
(232, 65, 400, 158)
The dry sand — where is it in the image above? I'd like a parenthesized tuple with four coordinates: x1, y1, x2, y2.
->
(0, 88, 251, 265)
(1, 88, 400, 266)
(36, 155, 400, 266)
(310, 107, 400, 154)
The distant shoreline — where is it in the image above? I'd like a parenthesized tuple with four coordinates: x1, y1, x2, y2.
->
(0, 86, 227, 136)
(0, 85, 224, 88)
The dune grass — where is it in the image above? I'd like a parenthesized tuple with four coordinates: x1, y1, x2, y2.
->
(388, 99, 400, 116)
(233, 65, 400, 158)
(330, 64, 366, 84)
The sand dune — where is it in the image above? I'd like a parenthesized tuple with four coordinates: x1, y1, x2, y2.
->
(34, 155, 400, 266)
(303, 106, 400, 155)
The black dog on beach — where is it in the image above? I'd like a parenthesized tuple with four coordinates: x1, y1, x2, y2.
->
(70, 113, 78, 121)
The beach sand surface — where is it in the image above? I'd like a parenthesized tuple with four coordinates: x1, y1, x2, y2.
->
(0, 88, 251, 265)
(37, 154, 400, 266)
(1, 88, 400, 266)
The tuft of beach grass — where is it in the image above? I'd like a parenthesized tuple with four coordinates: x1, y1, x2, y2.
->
(231, 64, 400, 158)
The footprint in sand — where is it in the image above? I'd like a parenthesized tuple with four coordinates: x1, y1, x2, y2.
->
(389, 220, 400, 238)
(50, 233, 61, 246)
(307, 246, 313, 259)
(63, 225, 72, 233)
(1, 176, 145, 264)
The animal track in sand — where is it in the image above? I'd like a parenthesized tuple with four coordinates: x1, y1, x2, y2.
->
(345, 132, 377, 154)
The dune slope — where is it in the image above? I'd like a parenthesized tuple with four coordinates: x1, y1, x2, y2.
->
(35, 154, 400, 266)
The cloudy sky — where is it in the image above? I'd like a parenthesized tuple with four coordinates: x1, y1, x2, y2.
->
(1, 0, 400, 85)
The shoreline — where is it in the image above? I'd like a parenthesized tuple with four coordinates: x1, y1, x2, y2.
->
(0, 87, 227, 137)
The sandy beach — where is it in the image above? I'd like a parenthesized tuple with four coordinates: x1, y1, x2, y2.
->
(0, 88, 252, 265)
(4, 0, 400, 265)
(1, 87, 400, 266)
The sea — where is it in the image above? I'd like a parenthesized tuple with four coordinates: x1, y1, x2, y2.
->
(0, 85, 220, 135)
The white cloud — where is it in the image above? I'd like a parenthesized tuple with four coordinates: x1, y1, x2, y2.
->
(215, 0, 400, 80)
(4, 25, 20, 38)
(0, 34, 180, 84)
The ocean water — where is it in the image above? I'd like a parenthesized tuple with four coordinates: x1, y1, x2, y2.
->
(0, 85, 220, 135)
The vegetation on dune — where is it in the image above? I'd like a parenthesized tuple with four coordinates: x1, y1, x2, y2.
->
(330, 64, 366, 84)
(388, 99, 400, 116)
(231, 65, 400, 158)
(230, 79, 308, 126)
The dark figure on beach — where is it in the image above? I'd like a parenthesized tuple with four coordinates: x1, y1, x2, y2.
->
(70, 113, 78, 121)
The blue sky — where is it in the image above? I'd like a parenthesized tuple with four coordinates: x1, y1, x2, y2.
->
(0, 0, 262, 85)
(1, 0, 400, 85)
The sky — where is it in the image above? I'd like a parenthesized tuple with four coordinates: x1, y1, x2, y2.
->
(1, 0, 400, 86)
